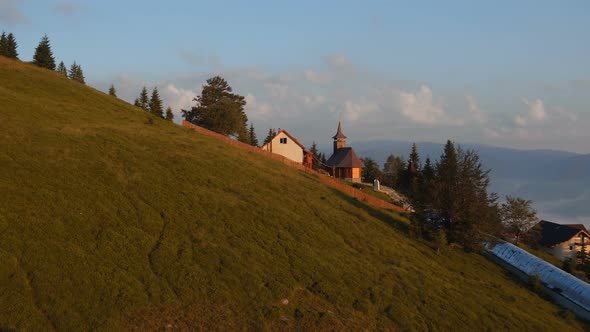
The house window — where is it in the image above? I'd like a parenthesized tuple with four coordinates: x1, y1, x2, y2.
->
(570, 245, 574, 250)
(280, 138, 287, 144)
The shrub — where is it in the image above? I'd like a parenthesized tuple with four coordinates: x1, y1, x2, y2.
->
(528, 274, 542, 292)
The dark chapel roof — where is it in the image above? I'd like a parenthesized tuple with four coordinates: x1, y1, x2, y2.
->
(325, 147, 365, 168)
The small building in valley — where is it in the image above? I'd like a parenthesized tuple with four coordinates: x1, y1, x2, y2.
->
(528, 220, 590, 261)
(325, 121, 364, 182)
(261, 129, 308, 165)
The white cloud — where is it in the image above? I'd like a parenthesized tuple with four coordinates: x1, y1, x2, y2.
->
(343, 98, 379, 122)
(161, 84, 195, 111)
(304, 69, 330, 84)
(514, 114, 527, 126)
(466, 94, 487, 124)
(525, 98, 546, 122)
(90, 54, 590, 153)
(244, 93, 272, 118)
(516, 98, 546, 126)
(396, 85, 447, 125)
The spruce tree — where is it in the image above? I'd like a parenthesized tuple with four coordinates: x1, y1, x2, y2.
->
(68, 62, 78, 80)
(248, 123, 259, 147)
(263, 128, 274, 145)
(108, 84, 117, 97)
(434, 140, 459, 225)
(383, 154, 405, 188)
(0, 32, 6, 57)
(149, 87, 163, 118)
(309, 142, 321, 170)
(408, 143, 421, 170)
(238, 131, 251, 144)
(76, 64, 85, 84)
(33, 35, 56, 70)
(165, 106, 174, 121)
(361, 157, 383, 183)
(134, 98, 141, 108)
(139, 87, 150, 112)
(417, 157, 435, 209)
(6, 33, 18, 59)
(57, 61, 67, 76)
(68, 62, 85, 84)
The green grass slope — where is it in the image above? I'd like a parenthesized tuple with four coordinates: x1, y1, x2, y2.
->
(0, 57, 585, 331)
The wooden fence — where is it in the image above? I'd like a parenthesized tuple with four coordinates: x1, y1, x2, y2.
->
(182, 121, 407, 213)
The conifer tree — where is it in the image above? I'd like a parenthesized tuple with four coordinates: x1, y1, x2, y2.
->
(416, 156, 435, 209)
(263, 128, 274, 145)
(361, 157, 383, 183)
(149, 87, 164, 118)
(165, 106, 174, 121)
(133, 98, 141, 108)
(434, 140, 459, 225)
(425, 141, 501, 249)
(383, 154, 405, 188)
(139, 87, 150, 112)
(0, 32, 6, 57)
(76, 64, 85, 84)
(108, 84, 117, 97)
(238, 131, 251, 144)
(68, 62, 78, 80)
(56, 61, 67, 76)
(309, 142, 321, 170)
(248, 123, 259, 147)
(6, 33, 18, 59)
(408, 143, 421, 170)
(181, 76, 248, 138)
(68, 62, 85, 84)
(33, 35, 56, 70)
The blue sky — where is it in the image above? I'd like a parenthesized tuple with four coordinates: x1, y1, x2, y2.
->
(2, 0, 589, 152)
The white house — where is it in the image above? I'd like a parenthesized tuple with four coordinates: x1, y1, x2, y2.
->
(530, 220, 590, 261)
(261, 129, 307, 164)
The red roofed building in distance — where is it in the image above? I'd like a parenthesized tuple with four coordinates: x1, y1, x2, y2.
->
(325, 121, 364, 182)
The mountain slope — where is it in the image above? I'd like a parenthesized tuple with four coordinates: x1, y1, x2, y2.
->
(0, 57, 585, 331)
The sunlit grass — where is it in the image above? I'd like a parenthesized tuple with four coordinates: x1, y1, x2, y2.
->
(0, 57, 586, 331)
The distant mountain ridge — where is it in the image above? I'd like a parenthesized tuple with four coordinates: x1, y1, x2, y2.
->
(319, 140, 590, 226)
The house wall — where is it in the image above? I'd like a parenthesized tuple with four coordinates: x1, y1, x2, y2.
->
(352, 168, 360, 179)
(263, 132, 304, 164)
(542, 234, 590, 261)
(544, 243, 576, 261)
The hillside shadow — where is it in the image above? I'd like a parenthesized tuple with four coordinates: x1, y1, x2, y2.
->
(328, 188, 409, 234)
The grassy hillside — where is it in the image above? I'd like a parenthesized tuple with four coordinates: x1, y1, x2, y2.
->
(0, 57, 585, 331)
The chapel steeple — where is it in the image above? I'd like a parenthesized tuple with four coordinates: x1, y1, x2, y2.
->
(333, 121, 347, 154)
